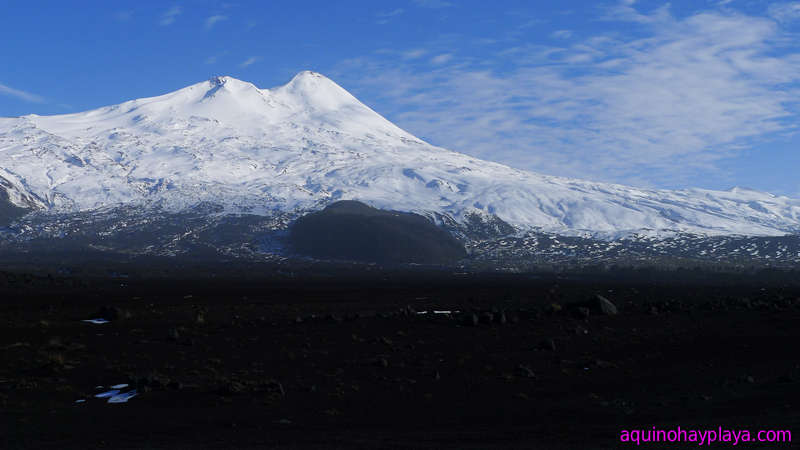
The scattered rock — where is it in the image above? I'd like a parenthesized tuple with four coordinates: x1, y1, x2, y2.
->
(571, 295, 618, 316)
(538, 338, 557, 352)
(216, 379, 246, 396)
(574, 307, 590, 319)
(587, 359, 618, 369)
(194, 308, 206, 325)
(262, 380, 285, 396)
(515, 365, 536, 379)
(325, 314, 342, 324)
(373, 357, 389, 368)
(593, 295, 618, 315)
(1, 342, 31, 350)
(94, 306, 121, 321)
(168, 327, 180, 341)
(131, 372, 172, 392)
(777, 374, 795, 383)
(461, 312, 479, 327)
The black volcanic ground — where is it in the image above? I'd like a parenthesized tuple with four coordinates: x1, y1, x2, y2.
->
(1, 265, 798, 449)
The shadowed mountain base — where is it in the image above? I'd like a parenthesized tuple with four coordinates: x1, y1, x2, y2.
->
(289, 200, 467, 264)
(0, 189, 29, 227)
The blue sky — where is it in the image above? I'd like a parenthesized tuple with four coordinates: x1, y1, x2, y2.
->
(1, 0, 799, 196)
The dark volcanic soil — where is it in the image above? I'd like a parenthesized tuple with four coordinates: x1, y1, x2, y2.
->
(1, 269, 798, 449)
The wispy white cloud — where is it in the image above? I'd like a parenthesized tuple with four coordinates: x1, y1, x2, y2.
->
(430, 53, 453, 65)
(159, 6, 182, 26)
(376, 8, 404, 24)
(377, 8, 404, 18)
(0, 82, 45, 103)
(239, 56, 260, 68)
(412, 0, 453, 8)
(768, 2, 800, 22)
(402, 49, 428, 60)
(550, 29, 573, 39)
(335, 4, 800, 188)
(205, 15, 228, 30)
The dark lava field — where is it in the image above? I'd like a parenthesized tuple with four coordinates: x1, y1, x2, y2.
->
(1, 266, 798, 449)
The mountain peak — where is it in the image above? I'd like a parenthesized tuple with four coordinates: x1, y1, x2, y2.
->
(206, 72, 331, 90)
(209, 75, 229, 86)
(202, 75, 258, 96)
(196, 72, 361, 113)
(290, 70, 327, 82)
(1, 71, 800, 238)
(275, 71, 360, 111)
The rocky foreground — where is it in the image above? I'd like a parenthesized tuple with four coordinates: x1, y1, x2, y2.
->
(1, 269, 798, 449)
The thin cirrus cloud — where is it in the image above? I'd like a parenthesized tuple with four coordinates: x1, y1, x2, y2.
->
(0, 82, 45, 103)
(550, 30, 573, 39)
(412, 0, 453, 8)
(376, 8, 404, 24)
(377, 8, 404, 18)
(430, 53, 453, 65)
(239, 56, 260, 68)
(159, 6, 182, 26)
(402, 49, 428, 60)
(205, 15, 228, 29)
(768, 2, 800, 22)
(336, 2, 800, 189)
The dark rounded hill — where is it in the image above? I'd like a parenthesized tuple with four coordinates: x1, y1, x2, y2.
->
(0, 189, 30, 227)
(288, 200, 467, 264)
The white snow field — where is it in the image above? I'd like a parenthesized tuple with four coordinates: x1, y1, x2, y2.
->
(1, 71, 798, 237)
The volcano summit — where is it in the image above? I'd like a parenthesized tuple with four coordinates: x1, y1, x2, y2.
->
(1, 72, 799, 264)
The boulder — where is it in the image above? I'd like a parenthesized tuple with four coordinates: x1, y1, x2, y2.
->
(570, 294, 618, 316)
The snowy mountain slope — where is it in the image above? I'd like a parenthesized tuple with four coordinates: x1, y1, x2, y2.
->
(0, 71, 799, 237)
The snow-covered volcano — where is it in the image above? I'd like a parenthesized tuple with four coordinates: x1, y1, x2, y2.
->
(1, 71, 799, 237)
